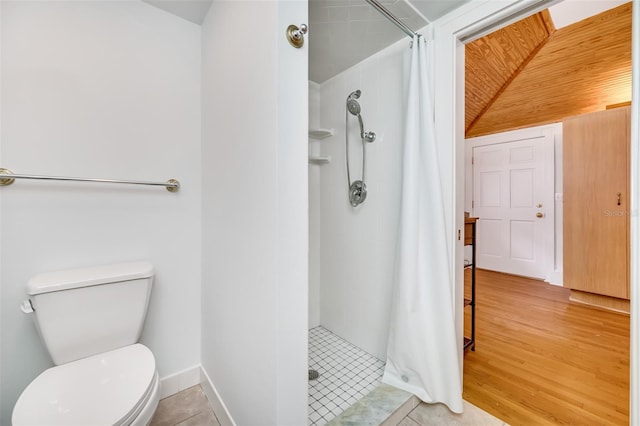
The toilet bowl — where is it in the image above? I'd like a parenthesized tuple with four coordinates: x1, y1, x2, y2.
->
(13, 344, 159, 426)
(11, 262, 159, 425)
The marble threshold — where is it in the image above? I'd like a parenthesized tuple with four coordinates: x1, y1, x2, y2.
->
(328, 383, 508, 426)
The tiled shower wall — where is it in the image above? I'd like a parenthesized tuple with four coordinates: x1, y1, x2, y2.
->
(313, 40, 406, 361)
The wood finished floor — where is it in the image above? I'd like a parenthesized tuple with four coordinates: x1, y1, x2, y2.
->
(463, 269, 629, 425)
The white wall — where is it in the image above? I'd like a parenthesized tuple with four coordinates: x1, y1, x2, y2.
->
(551, 124, 563, 284)
(201, 0, 308, 424)
(309, 81, 321, 328)
(314, 40, 407, 360)
(0, 1, 4, 417)
(0, 1, 202, 423)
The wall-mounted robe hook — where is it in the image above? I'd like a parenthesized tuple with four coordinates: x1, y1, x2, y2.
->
(287, 24, 307, 48)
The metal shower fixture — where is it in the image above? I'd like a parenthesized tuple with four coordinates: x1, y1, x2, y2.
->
(345, 89, 376, 207)
(346, 90, 376, 143)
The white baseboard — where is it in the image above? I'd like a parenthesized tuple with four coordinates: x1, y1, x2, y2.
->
(158, 364, 235, 426)
(200, 365, 235, 426)
(545, 269, 563, 286)
(159, 365, 202, 399)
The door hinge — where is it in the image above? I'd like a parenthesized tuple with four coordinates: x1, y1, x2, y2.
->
(472, 200, 474, 208)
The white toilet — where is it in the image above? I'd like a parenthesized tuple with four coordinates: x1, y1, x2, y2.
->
(12, 261, 160, 426)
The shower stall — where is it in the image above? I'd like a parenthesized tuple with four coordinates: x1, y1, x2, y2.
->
(308, 78, 403, 422)
(307, 1, 429, 423)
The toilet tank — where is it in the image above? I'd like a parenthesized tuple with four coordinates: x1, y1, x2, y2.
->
(26, 262, 154, 365)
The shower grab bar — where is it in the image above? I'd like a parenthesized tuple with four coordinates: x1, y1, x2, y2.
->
(0, 168, 180, 192)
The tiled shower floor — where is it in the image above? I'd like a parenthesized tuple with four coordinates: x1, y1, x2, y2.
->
(308, 326, 385, 425)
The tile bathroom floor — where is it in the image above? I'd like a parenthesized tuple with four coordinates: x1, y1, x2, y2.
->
(154, 385, 505, 426)
(150, 327, 385, 426)
(150, 385, 220, 426)
(398, 400, 507, 426)
(308, 326, 386, 425)
(151, 326, 506, 426)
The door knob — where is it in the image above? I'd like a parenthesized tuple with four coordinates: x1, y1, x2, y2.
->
(536, 212, 544, 218)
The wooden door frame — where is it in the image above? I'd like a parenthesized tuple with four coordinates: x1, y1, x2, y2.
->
(431, 0, 638, 421)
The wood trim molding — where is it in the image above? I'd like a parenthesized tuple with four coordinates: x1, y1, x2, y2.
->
(569, 289, 630, 314)
(607, 101, 632, 109)
(539, 8, 556, 34)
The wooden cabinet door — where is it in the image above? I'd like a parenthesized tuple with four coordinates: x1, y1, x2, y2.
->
(563, 107, 630, 299)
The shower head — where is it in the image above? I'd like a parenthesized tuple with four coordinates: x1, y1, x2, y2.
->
(347, 90, 362, 116)
(346, 89, 376, 142)
(347, 99, 361, 116)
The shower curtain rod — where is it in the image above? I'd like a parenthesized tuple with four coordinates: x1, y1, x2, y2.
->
(365, 0, 421, 39)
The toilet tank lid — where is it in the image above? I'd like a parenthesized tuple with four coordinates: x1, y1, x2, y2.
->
(27, 262, 154, 296)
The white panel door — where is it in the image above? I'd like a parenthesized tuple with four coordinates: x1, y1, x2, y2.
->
(472, 136, 553, 278)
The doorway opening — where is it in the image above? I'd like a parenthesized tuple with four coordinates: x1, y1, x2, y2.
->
(457, 1, 630, 420)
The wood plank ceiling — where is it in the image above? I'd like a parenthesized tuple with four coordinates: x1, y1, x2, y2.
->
(465, 2, 632, 138)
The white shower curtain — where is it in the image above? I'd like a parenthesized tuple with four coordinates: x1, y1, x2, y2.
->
(381, 35, 463, 413)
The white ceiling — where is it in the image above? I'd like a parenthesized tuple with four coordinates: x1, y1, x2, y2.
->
(142, 0, 213, 25)
(548, 0, 629, 28)
(143, 0, 468, 83)
(141, 0, 629, 83)
(309, 0, 469, 83)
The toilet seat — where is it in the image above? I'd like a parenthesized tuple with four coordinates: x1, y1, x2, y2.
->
(12, 343, 158, 426)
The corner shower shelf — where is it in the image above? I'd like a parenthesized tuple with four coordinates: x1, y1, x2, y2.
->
(308, 156, 331, 165)
(309, 128, 334, 139)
